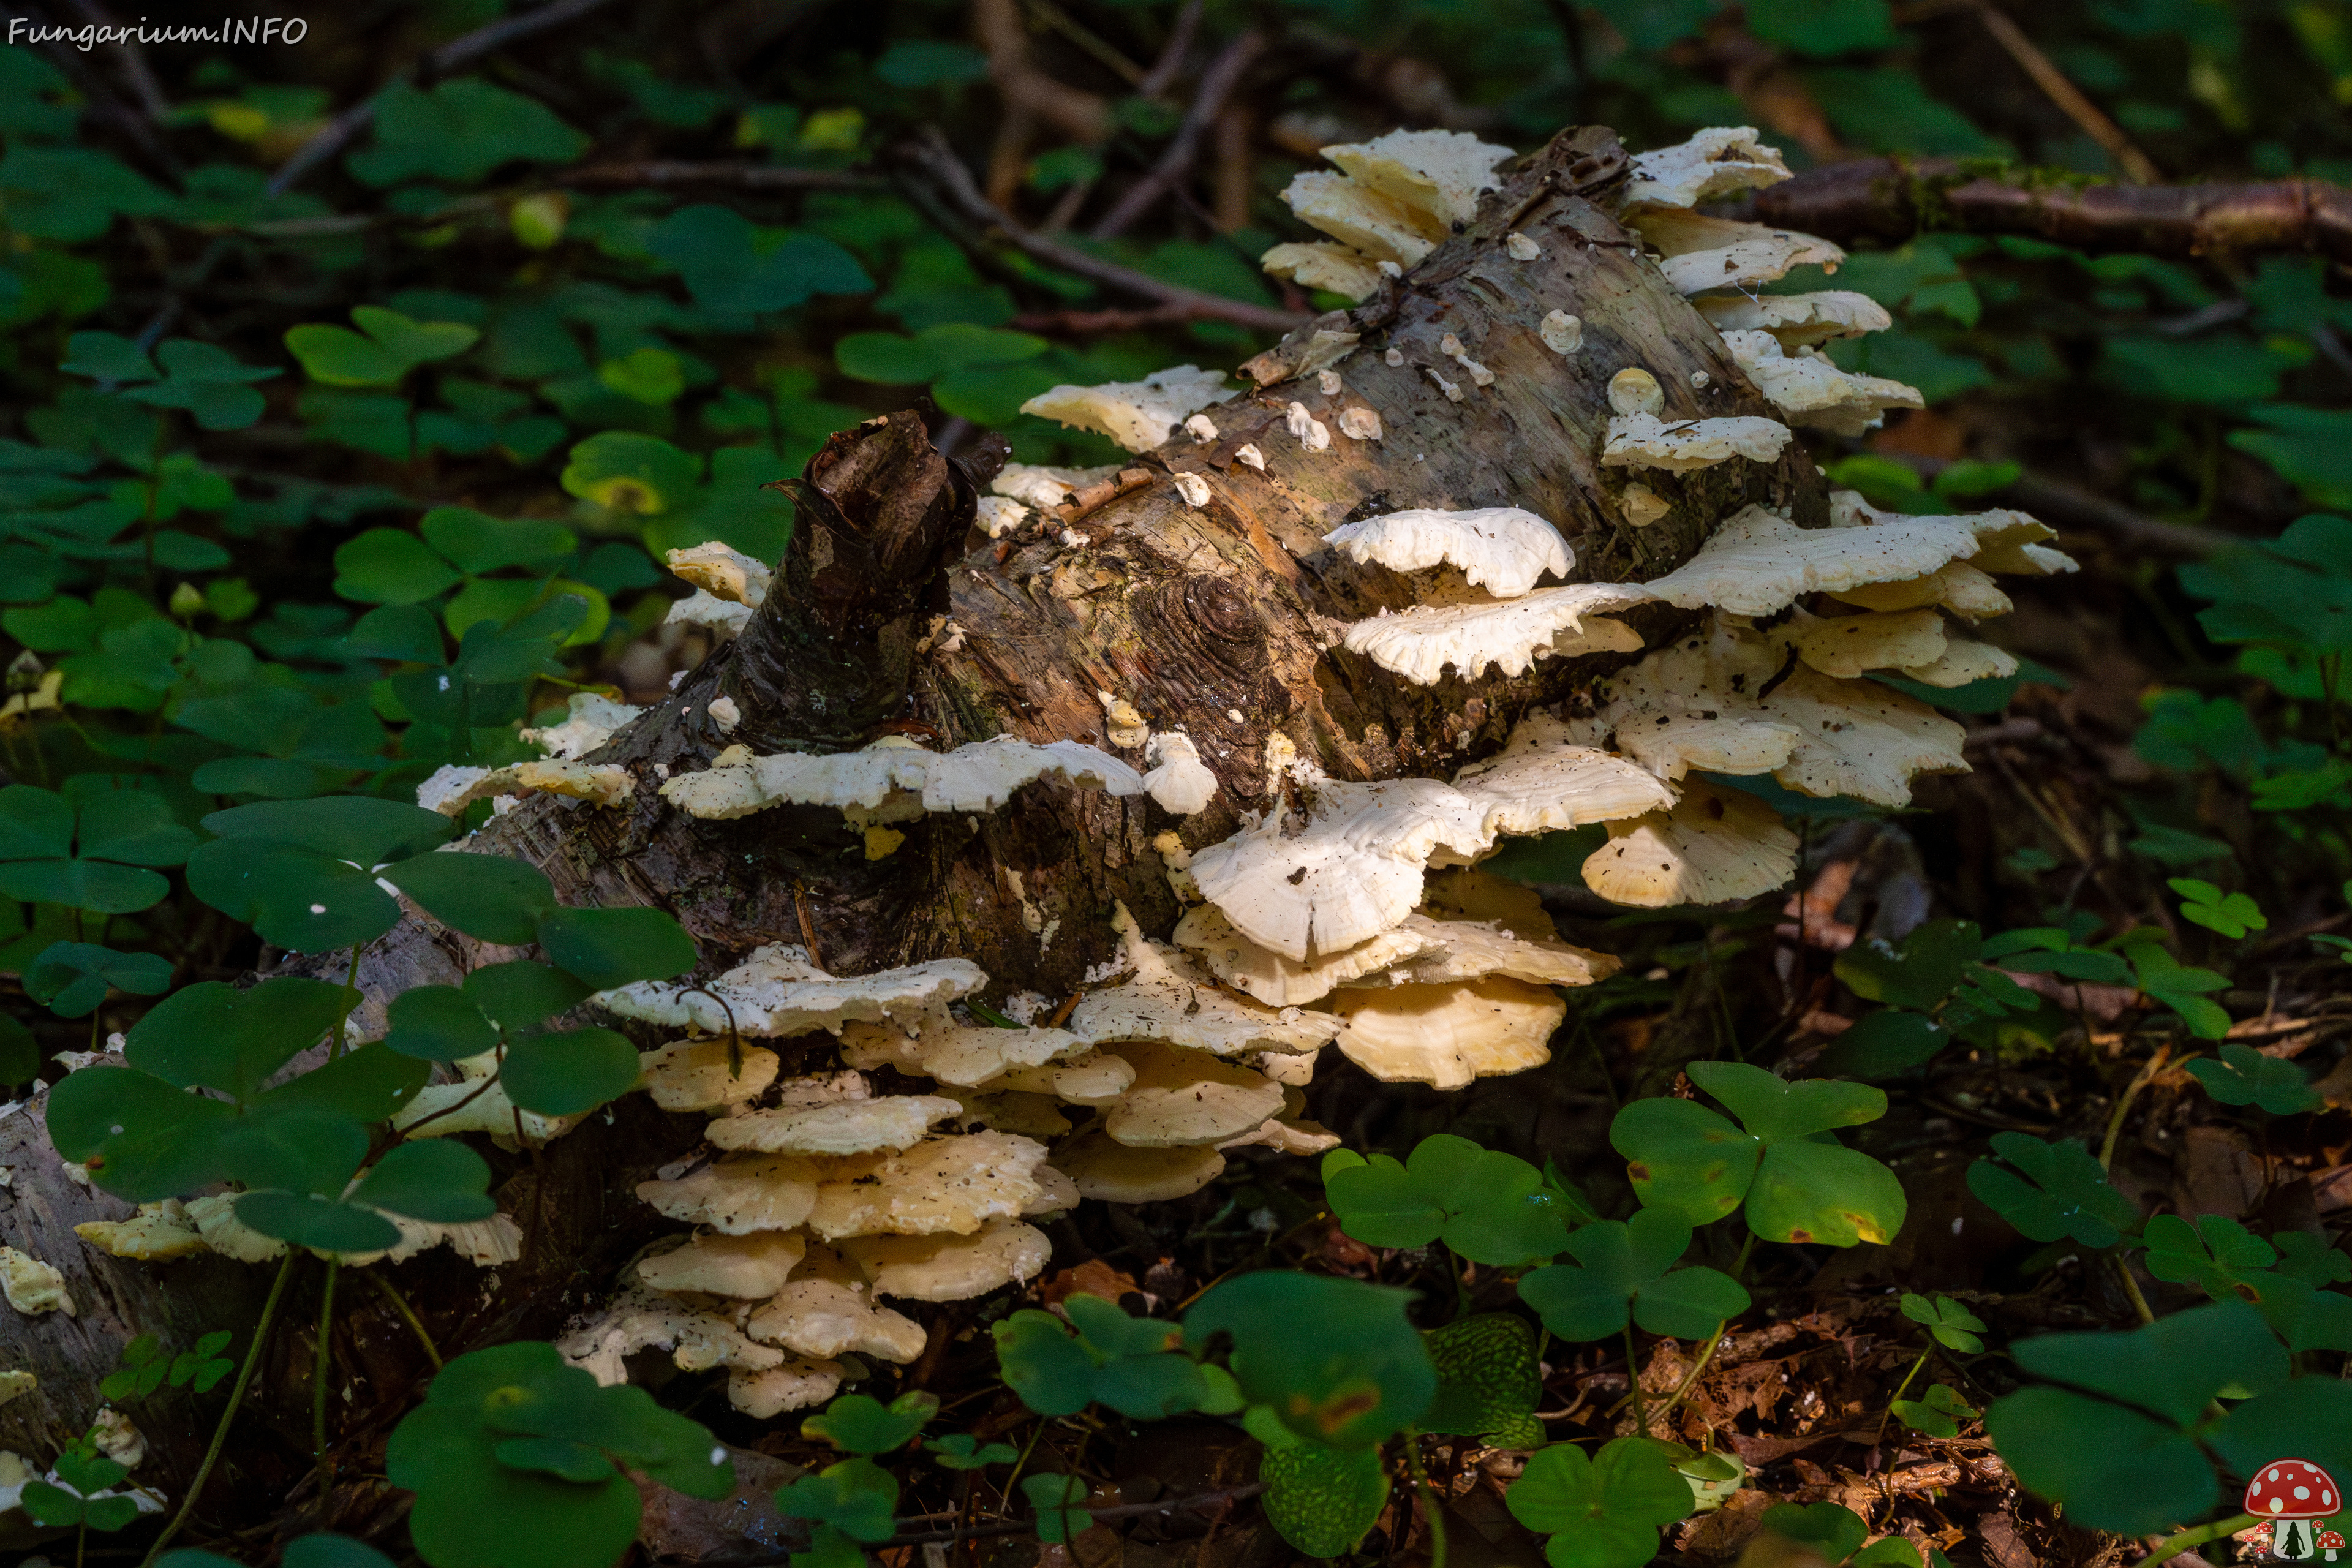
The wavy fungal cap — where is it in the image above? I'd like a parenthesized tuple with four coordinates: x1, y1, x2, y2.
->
(1019, 365, 1236, 453)
(804, 1131, 1053, 1240)
(599, 944, 987, 1039)
(1695, 290, 1893, 349)
(1623, 126, 1793, 209)
(1602, 413, 1793, 474)
(1450, 711, 1678, 835)
(665, 540, 772, 607)
(1173, 900, 1434, 1007)
(1142, 731, 1219, 816)
(1582, 779, 1801, 908)
(1261, 241, 1384, 302)
(1324, 507, 1574, 600)
(841, 1219, 1052, 1301)
(1102, 1040, 1289, 1148)
(1640, 503, 2067, 617)
(1331, 976, 1565, 1090)
(658, 734, 1144, 824)
(1722, 329, 1923, 437)
(639, 1038, 782, 1112)
(706, 1093, 963, 1157)
(522, 691, 644, 761)
(635, 1229, 807, 1298)
(1341, 582, 1650, 686)
(635, 1155, 820, 1235)
(1069, 903, 1344, 1054)
(1320, 127, 1515, 230)
(1055, 1131, 1226, 1203)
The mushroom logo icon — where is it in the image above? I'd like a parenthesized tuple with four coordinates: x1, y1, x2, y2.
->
(2245, 1460, 2342, 1561)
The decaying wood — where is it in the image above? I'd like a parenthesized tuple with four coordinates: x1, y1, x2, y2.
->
(0, 124, 1851, 1532)
(1751, 159, 2352, 263)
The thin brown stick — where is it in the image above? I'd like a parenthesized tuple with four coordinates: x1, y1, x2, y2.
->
(269, 0, 627, 195)
(558, 161, 882, 192)
(1751, 160, 2352, 265)
(1973, 3, 2159, 184)
(892, 129, 1306, 333)
(1091, 31, 1265, 239)
(1136, 0, 1204, 97)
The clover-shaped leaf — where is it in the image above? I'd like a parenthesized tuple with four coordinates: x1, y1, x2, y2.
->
(778, 1456, 900, 1564)
(62, 333, 280, 430)
(333, 508, 578, 605)
(1964, 1132, 2138, 1248)
(1518, 1210, 1750, 1342)
(285, 306, 480, 388)
(925, 1433, 1017, 1471)
(1900, 1293, 1987, 1353)
(1611, 1062, 1905, 1246)
(24, 941, 172, 1017)
(993, 1296, 1225, 1420)
(25, 1448, 138, 1531)
(2127, 942, 2234, 1040)
(801, 1390, 938, 1455)
(184, 795, 453, 951)
(2188, 1041, 2323, 1114)
(0, 782, 197, 913)
(386, 1342, 731, 1568)
(1322, 1134, 1574, 1264)
(1812, 1009, 1950, 1080)
(2171, 878, 2267, 939)
(2275, 1232, 2352, 1286)
(2144, 1213, 2275, 1295)
(1022, 1472, 1091, 1545)
(1505, 1437, 1695, 1568)
(2141, 1215, 2352, 1351)
(1259, 1441, 1387, 1558)
(1834, 918, 1982, 1011)
(1891, 1383, 1978, 1439)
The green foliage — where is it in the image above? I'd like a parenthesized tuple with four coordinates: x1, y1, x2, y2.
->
(102, 1328, 233, 1400)
(1185, 1272, 1434, 1447)
(1422, 1313, 1545, 1447)
(386, 1342, 731, 1568)
(1021, 1474, 1092, 1545)
(23, 1448, 140, 1531)
(993, 1295, 1238, 1419)
(1518, 1210, 1751, 1341)
(802, 1390, 938, 1453)
(1259, 1440, 1388, 1558)
(1966, 1133, 2138, 1248)
(1321, 1134, 1577, 1263)
(1611, 1061, 1907, 1245)
(1765, 1502, 1920, 1567)
(1891, 1384, 1978, 1439)
(1504, 1438, 1695, 1568)
(2188, 1040, 2325, 1114)
(1899, 1292, 1987, 1352)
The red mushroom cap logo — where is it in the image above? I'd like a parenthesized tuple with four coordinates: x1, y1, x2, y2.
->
(2245, 1460, 2341, 1519)
(2320, 1531, 2345, 1549)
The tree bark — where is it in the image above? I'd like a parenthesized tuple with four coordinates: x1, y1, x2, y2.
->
(1, 124, 1847, 1539)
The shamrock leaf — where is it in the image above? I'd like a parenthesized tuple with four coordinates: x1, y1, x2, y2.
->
(1321, 1134, 1576, 1265)
(1899, 1292, 1986, 1352)
(24, 941, 172, 1017)
(0, 782, 198, 913)
(1022, 1473, 1091, 1545)
(1965, 1132, 2138, 1248)
(2127, 943, 2235, 1041)
(1185, 1273, 1434, 1449)
(801, 1391, 938, 1455)
(1518, 1210, 1751, 1341)
(1611, 1061, 1906, 1246)
(1505, 1438, 1695, 1568)
(993, 1295, 1231, 1420)
(2188, 1041, 2323, 1114)
(1890, 1383, 1978, 1439)
(925, 1434, 1017, 1471)
(2171, 878, 2267, 939)
(285, 306, 480, 388)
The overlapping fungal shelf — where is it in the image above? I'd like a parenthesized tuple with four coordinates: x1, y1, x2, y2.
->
(81, 126, 2085, 1425)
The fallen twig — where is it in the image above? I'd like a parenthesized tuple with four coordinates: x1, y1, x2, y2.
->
(557, 160, 882, 192)
(891, 128, 1307, 333)
(1092, 31, 1266, 238)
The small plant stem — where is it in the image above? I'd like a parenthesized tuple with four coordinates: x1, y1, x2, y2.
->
(2101, 1047, 2171, 1170)
(1872, 1348, 1932, 1448)
(1622, 1324, 1649, 1437)
(1401, 1430, 1447, 1568)
(2114, 1254, 2158, 1325)
(333, 943, 363, 1057)
(2143, 1512, 2259, 1568)
(366, 1268, 442, 1368)
(1000, 1419, 1046, 1499)
(1447, 1245, 1471, 1322)
(1662, 1320, 1731, 1419)
(77, 1520, 86, 1568)
(140, 1249, 298, 1567)
(314, 1257, 339, 1503)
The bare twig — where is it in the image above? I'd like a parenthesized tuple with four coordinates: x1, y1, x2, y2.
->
(1136, 0, 1204, 97)
(1092, 31, 1265, 239)
(1972, 2, 2159, 184)
(1752, 160, 2352, 265)
(268, 0, 627, 195)
(1872, 450, 2233, 556)
(558, 160, 883, 192)
(1021, 0, 1147, 86)
(66, 0, 172, 126)
(892, 129, 1306, 333)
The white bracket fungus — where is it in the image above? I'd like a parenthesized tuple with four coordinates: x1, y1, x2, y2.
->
(976, 495, 1028, 537)
(1341, 582, 1650, 685)
(639, 1039, 783, 1112)
(1439, 333, 1494, 388)
(1826, 559, 2013, 620)
(1449, 712, 1677, 834)
(1186, 780, 1495, 962)
(1070, 905, 1343, 1054)
(840, 1219, 1052, 1302)
(422, 759, 636, 816)
(706, 1095, 963, 1157)
(1, 1247, 75, 1317)
(1619, 484, 1672, 529)
(1173, 902, 1434, 1006)
(1582, 779, 1800, 908)
(1640, 503, 2068, 617)
(1785, 606, 1949, 679)
(1506, 232, 1542, 261)
(1614, 715, 1803, 783)
(393, 1079, 579, 1147)
(1602, 413, 1794, 474)
(1171, 472, 1212, 509)
(1324, 507, 1574, 599)
(1183, 413, 1219, 441)
(1622, 126, 1793, 210)
(75, 1202, 208, 1261)
(1102, 1041, 1289, 1148)
(1348, 913, 1618, 992)
(598, 944, 987, 1038)
(1019, 366, 1237, 453)
(848, 1014, 1090, 1089)
(1317, 370, 1344, 396)
(992, 462, 1122, 510)
(637, 1155, 820, 1235)
(747, 1246, 927, 1363)
(1540, 311, 1583, 355)
(556, 1283, 785, 1387)
(807, 1132, 1052, 1240)
(1330, 976, 1564, 1090)
(665, 590, 756, 639)
(666, 541, 772, 608)
(660, 734, 1145, 824)
(1338, 406, 1384, 441)
(1695, 291, 1893, 349)
(730, 1360, 845, 1419)
(1285, 401, 1332, 452)
(522, 691, 643, 761)
(1721, 329, 1923, 437)
(636, 1231, 807, 1298)
(1608, 368, 1664, 417)
(1321, 128, 1513, 231)
(185, 1194, 288, 1262)
(1629, 209, 1845, 295)
(1902, 636, 2019, 687)
(1281, 171, 1442, 267)
(1234, 443, 1266, 472)
(1054, 1132, 1225, 1203)
(1142, 732, 1219, 816)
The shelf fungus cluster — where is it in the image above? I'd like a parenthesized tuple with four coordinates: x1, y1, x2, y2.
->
(1259, 128, 1516, 303)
